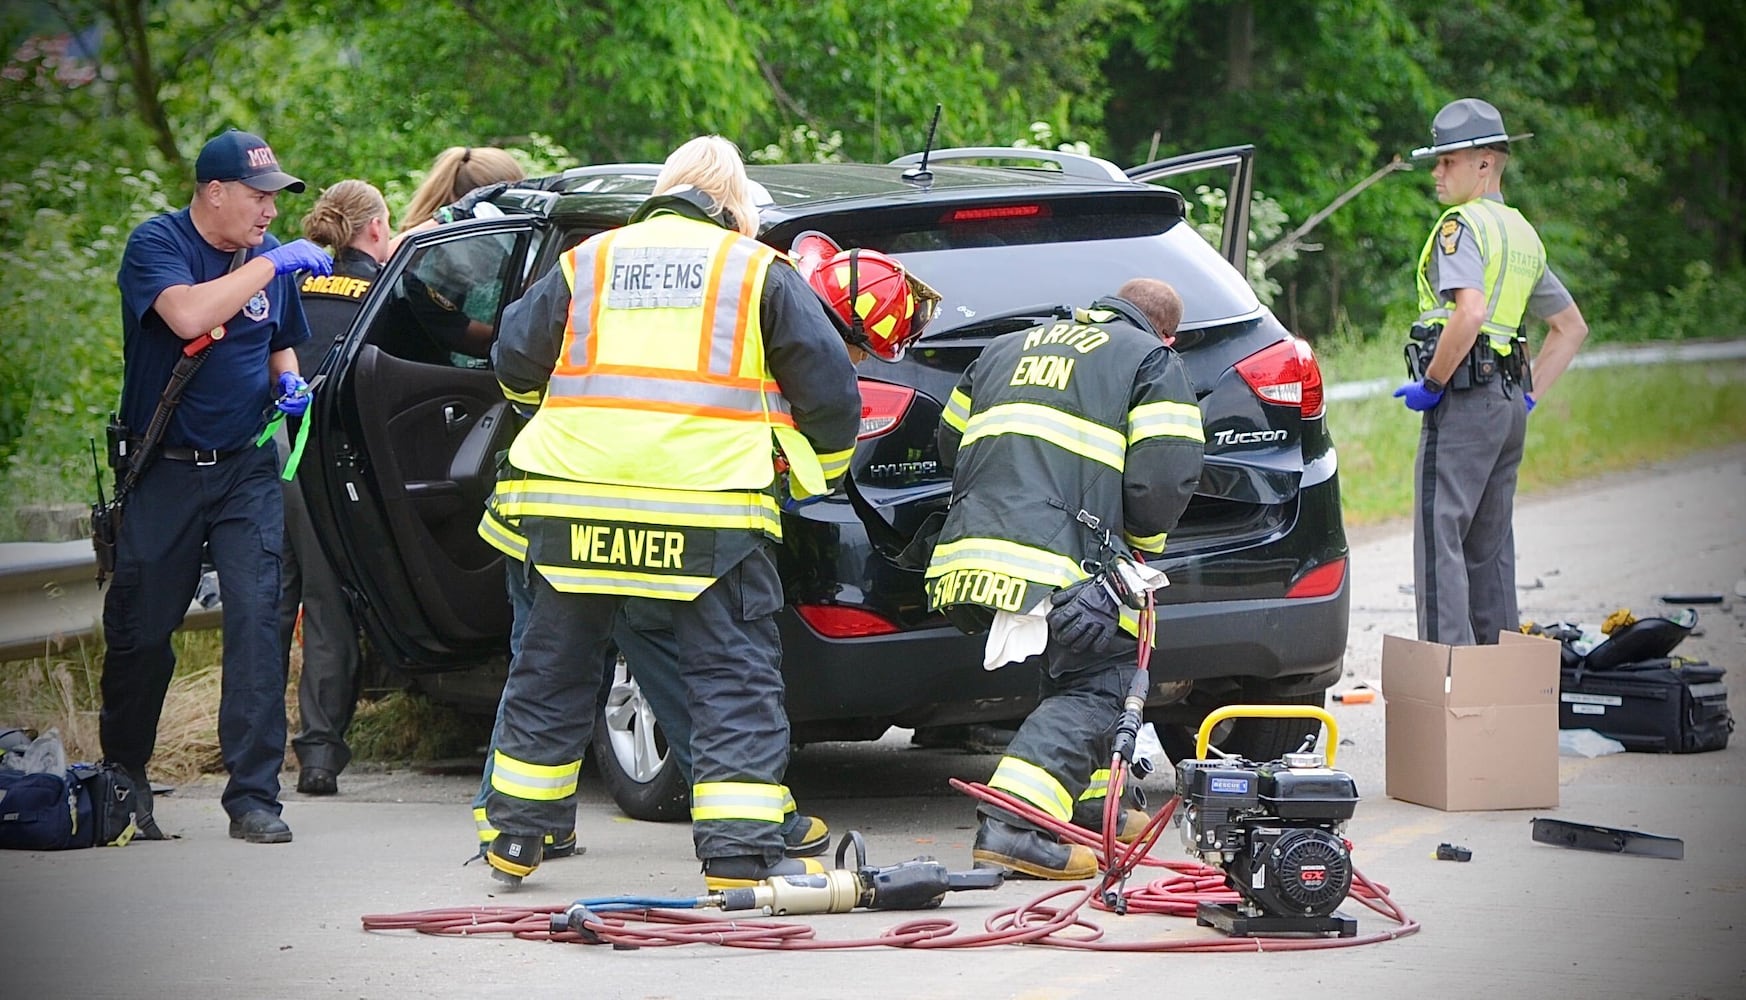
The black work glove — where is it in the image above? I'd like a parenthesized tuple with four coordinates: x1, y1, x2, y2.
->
(436, 181, 511, 223)
(1047, 576, 1124, 655)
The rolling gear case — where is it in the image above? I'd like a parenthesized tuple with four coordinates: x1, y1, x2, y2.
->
(1559, 658, 1733, 753)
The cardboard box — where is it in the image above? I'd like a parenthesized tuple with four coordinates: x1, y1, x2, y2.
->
(1382, 631, 1560, 811)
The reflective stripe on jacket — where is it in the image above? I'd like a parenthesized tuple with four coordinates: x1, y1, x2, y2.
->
(509, 213, 831, 498)
(926, 305, 1203, 624)
(1415, 199, 1547, 354)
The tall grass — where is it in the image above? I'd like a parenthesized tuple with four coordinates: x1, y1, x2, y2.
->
(1327, 360, 1746, 525)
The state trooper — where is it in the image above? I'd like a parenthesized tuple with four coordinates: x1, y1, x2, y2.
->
(926, 278, 1204, 880)
(479, 136, 860, 889)
(1395, 98, 1590, 645)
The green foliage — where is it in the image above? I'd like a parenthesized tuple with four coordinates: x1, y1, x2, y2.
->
(1, 0, 1741, 524)
(1188, 184, 1294, 305)
(1326, 359, 1746, 525)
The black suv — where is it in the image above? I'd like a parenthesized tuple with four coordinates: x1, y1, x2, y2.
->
(301, 146, 1348, 820)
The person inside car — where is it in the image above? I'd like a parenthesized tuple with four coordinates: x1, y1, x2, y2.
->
(927, 277, 1204, 880)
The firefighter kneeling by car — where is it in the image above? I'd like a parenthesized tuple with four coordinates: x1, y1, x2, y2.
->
(926, 279, 1205, 879)
(479, 136, 864, 890)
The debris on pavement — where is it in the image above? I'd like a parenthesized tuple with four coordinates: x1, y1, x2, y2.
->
(1435, 843, 1473, 862)
(1530, 818, 1684, 860)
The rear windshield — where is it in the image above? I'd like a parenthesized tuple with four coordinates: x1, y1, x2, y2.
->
(802, 199, 1261, 334)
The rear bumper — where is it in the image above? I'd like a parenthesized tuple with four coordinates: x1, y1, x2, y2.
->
(776, 577, 1348, 732)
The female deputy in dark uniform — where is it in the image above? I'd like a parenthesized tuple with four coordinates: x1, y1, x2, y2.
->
(278, 180, 392, 796)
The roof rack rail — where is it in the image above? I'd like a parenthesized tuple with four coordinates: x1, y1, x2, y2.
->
(888, 147, 1127, 183)
(524, 163, 663, 194)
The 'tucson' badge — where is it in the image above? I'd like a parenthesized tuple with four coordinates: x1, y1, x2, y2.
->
(1439, 219, 1461, 256)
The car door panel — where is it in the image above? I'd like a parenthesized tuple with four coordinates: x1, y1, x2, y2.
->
(302, 217, 543, 669)
(1126, 145, 1256, 269)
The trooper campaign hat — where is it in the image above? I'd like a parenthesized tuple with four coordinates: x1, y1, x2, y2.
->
(195, 128, 306, 193)
(1410, 98, 1534, 160)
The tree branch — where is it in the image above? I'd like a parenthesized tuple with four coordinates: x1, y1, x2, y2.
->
(103, 0, 183, 172)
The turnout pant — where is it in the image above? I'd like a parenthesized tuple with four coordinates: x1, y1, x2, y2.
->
(1413, 378, 1528, 645)
(486, 541, 790, 863)
(277, 436, 362, 775)
(982, 639, 1136, 831)
(100, 445, 288, 819)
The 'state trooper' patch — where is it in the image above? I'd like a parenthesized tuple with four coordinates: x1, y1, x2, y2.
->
(607, 247, 709, 309)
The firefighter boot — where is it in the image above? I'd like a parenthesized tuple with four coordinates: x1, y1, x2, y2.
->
(486, 833, 543, 888)
(780, 812, 830, 858)
(972, 817, 1097, 880)
(1113, 808, 1153, 845)
(702, 855, 829, 891)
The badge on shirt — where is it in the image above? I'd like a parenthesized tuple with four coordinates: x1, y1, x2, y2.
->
(244, 289, 270, 321)
(1439, 219, 1460, 256)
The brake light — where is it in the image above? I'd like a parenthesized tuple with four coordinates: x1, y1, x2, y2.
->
(1285, 557, 1346, 599)
(794, 603, 902, 638)
(946, 204, 1047, 222)
(1234, 337, 1324, 418)
(857, 379, 915, 439)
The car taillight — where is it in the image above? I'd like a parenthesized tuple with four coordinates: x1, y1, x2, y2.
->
(794, 603, 902, 638)
(1234, 337, 1324, 419)
(857, 379, 915, 439)
(1285, 557, 1346, 599)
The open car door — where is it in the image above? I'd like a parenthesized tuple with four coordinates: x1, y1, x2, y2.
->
(300, 215, 547, 670)
(1126, 145, 1256, 271)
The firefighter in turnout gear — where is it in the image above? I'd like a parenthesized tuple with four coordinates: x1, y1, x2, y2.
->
(480, 136, 860, 889)
(1398, 98, 1589, 645)
(927, 278, 1204, 879)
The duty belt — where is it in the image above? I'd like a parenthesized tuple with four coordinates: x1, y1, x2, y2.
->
(156, 445, 242, 465)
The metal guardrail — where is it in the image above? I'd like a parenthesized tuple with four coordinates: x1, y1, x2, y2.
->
(0, 541, 220, 662)
(4, 339, 1742, 661)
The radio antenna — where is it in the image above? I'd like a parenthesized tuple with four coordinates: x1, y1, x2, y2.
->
(901, 104, 943, 188)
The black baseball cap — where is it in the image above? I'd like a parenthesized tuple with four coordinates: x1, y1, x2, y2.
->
(194, 128, 306, 193)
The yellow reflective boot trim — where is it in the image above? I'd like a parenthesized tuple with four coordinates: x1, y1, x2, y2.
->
(960, 401, 1127, 471)
(988, 756, 1073, 823)
(691, 780, 787, 823)
(781, 785, 798, 816)
(1127, 400, 1205, 445)
(474, 806, 497, 844)
(490, 750, 581, 801)
(1078, 768, 1111, 802)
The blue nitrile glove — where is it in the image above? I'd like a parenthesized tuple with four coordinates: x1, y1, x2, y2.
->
(436, 181, 512, 223)
(275, 372, 311, 417)
(1393, 379, 1444, 412)
(263, 239, 333, 277)
(1524, 392, 1537, 415)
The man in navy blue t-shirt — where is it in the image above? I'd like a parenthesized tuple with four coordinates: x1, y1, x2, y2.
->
(102, 128, 334, 844)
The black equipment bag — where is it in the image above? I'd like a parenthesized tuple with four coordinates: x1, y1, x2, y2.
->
(1559, 658, 1733, 753)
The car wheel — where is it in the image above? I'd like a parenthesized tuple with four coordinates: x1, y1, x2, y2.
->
(1155, 690, 1330, 764)
(592, 650, 689, 822)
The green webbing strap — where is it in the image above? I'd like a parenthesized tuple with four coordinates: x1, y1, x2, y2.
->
(254, 410, 313, 481)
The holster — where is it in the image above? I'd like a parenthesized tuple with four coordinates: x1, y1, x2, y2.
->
(90, 499, 121, 582)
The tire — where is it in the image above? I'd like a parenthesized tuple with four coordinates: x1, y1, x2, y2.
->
(592, 649, 689, 822)
(1154, 689, 1330, 765)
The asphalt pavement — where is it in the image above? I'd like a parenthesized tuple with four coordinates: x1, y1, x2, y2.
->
(2, 448, 1743, 999)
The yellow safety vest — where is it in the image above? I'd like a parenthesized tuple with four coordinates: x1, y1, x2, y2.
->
(510, 213, 828, 496)
(1415, 198, 1546, 356)
(494, 213, 828, 599)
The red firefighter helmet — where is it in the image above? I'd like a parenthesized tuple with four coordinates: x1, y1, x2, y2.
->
(790, 231, 939, 363)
